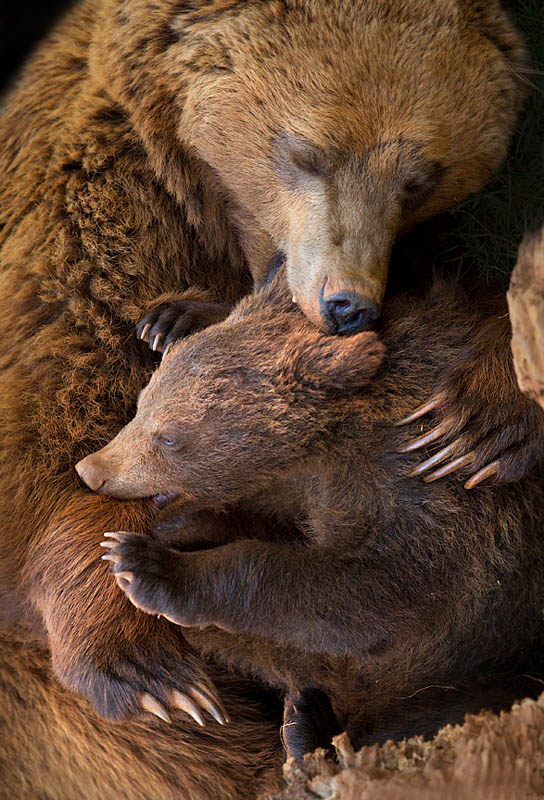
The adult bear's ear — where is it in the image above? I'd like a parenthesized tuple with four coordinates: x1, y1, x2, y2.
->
(468, 1, 528, 98)
(304, 331, 385, 393)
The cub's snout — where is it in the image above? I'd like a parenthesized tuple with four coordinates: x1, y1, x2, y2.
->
(76, 453, 108, 493)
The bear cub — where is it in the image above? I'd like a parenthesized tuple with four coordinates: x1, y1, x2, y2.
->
(77, 274, 544, 758)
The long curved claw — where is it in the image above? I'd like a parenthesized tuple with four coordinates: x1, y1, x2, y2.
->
(423, 452, 475, 483)
(152, 333, 163, 352)
(103, 531, 127, 541)
(395, 394, 445, 427)
(398, 421, 453, 453)
(171, 689, 206, 727)
(189, 685, 230, 725)
(464, 461, 499, 490)
(407, 442, 458, 477)
(139, 322, 152, 342)
(140, 692, 171, 723)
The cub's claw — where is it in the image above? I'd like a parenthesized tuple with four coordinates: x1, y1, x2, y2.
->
(115, 571, 134, 585)
(99, 532, 231, 726)
(103, 531, 125, 541)
(101, 530, 183, 618)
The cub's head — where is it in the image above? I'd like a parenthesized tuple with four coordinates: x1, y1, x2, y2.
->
(76, 281, 384, 508)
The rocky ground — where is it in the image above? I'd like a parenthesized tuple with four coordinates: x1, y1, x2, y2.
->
(509, 228, 544, 411)
(263, 690, 544, 800)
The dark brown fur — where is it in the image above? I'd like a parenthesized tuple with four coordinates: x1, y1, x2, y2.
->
(85, 275, 544, 755)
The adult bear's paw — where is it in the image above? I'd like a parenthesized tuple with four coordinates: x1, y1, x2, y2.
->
(136, 299, 231, 357)
(397, 370, 544, 489)
(66, 533, 230, 727)
(57, 624, 229, 726)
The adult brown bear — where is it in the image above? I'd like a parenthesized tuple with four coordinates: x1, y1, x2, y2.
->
(78, 272, 544, 760)
(0, 0, 536, 794)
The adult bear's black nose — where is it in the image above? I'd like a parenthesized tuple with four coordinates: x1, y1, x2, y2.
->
(319, 289, 380, 334)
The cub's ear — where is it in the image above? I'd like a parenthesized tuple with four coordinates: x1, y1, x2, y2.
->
(303, 331, 385, 392)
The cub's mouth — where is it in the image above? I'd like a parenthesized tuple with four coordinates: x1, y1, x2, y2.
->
(153, 492, 180, 510)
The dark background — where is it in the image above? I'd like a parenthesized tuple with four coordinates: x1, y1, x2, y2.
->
(0, 0, 76, 95)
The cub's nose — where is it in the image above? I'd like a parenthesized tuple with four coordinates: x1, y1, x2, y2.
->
(320, 290, 380, 335)
(75, 455, 106, 492)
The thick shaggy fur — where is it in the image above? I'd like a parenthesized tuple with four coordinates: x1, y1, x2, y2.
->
(86, 275, 544, 757)
(0, 0, 530, 793)
(89, 0, 527, 321)
(0, 631, 282, 800)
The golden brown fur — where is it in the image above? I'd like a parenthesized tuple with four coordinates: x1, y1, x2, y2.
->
(0, 631, 281, 800)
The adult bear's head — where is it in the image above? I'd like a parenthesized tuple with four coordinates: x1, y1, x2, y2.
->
(95, 0, 527, 332)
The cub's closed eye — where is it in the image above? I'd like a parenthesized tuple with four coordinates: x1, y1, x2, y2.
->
(159, 435, 177, 447)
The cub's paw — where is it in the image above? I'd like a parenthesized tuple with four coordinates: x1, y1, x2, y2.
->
(282, 688, 341, 761)
(397, 390, 544, 489)
(136, 299, 231, 356)
(101, 531, 197, 626)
